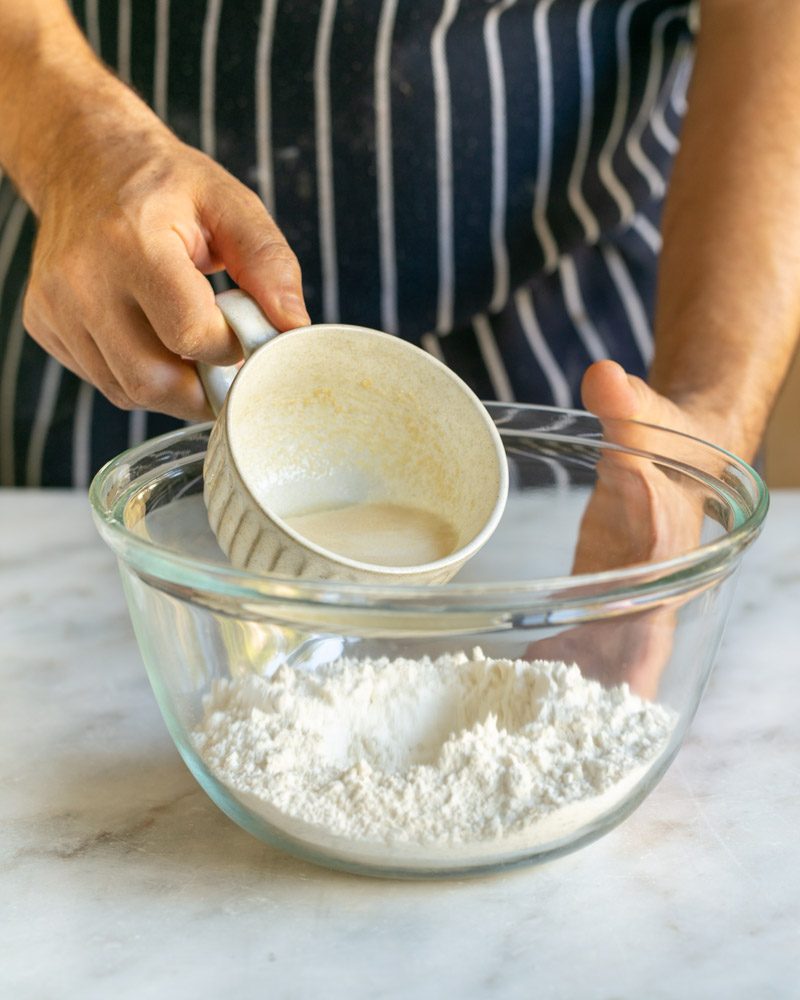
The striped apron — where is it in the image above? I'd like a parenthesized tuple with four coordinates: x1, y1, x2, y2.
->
(0, 0, 695, 487)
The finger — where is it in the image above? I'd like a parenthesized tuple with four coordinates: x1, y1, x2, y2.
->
(581, 360, 645, 422)
(23, 298, 92, 384)
(582, 360, 692, 438)
(62, 324, 141, 410)
(36, 329, 92, 386)
(97, 300, 213, 421)
(581, 360, 691, 461)
(134, 230, 242, 366)
(34, 316, 143, 412)
(26, 289, 172, 411)
(200, 182, 311, 330)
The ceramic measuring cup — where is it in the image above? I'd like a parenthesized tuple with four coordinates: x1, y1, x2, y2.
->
(200, 289, 508, 583)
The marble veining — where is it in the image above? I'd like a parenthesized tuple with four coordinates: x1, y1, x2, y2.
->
(1, 490, 798, 999)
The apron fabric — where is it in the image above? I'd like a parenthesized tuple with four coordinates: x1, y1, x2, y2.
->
(0, 0, 695, 487)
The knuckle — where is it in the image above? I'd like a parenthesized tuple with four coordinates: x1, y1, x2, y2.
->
(164, 318, 204, 359)
(102, 382, 135, 411)
(21, 295, 39, 334)
(119, 369, 153, 407)
(252, 237, 299, 270)
(120, 361, 176, 411)
(233, 239, 301, 290)
(24, 269, 54, 314)
(22, 291, 59, 344)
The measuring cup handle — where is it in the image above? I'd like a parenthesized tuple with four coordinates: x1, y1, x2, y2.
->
(198, 289, 279, 415)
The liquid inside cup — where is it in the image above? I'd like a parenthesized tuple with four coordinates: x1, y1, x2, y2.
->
(284, 501, 459, 567)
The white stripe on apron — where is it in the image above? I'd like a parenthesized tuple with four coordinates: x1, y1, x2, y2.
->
(315, 0, 340, 323)
(375, 0, 400, 334)
(625, 7, 689, 198)
(671, 46, 693, 117)
(25, 356, 63, 487)
(513, 286, 572, 408)
(653, 38, 692, 154)
(117, 0, 132, 84)
(598, 0, 650, 222)
(154, 0, 171, 120)
(484, 0, 519, 313)
(472, 314, 516, 403)
(532, 0, 559, 272)
(601, 242, 654, 367)
(0, 202, 29, 485)
(201, 0, 223, 159)
(432, 0, 460, 334)
(0, 284, 27, 486)
(72, 380, 95, 489)
(85, 0, 101, 53)
(568, 0, 602, 244)
(558, 256, 607, 363)
(256, 0, 280, 216)
(631, 213, 662, 254)
(421, 332, 447, 364)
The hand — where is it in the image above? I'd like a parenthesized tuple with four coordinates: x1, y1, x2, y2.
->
(576, 359, 715, 575)
(528, 360, 732, 698)
(22, 106, 309, 421)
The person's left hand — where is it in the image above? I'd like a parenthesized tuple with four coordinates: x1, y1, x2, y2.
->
(527, 360, 740, 698)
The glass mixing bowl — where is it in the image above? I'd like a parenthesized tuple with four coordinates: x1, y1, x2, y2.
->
(89, 404, 767, 878)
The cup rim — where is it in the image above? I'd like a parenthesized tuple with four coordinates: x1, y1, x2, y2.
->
(89, 403, 769, 613)
(221, 325, 510, 575)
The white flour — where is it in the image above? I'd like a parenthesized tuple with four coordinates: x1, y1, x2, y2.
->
(195, 648, 675, 868)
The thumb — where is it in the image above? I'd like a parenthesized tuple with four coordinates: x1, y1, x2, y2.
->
(201, 182, 311, 331)
(581, 360, 651, 422)
(581, 360, 704, 459)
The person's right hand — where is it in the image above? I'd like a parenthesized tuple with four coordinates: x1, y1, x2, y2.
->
(22, 101, 310, 421)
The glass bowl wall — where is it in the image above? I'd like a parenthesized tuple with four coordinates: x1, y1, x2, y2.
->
(90, 405, 767, 878)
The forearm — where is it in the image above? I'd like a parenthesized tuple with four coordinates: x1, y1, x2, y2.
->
(0, 0, 165, 215)
(650, 0, 800, 459)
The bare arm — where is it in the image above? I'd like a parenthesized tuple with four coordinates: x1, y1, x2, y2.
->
(649, 0, 800, 459)
(0, 0, 134, 213)
(0, 0, 309, 419)
(585, 0, 800, 463)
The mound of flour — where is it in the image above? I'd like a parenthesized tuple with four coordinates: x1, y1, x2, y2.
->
(195, 649, 674, 863)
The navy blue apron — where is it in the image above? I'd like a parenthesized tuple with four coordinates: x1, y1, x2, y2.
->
(0, 0, 694, 486)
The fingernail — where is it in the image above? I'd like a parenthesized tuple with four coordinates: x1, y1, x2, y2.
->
(280, 293, 311, 326)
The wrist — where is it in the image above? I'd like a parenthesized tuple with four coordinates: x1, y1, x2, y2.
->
(0, 21, 167, 215)
(648, 375, 764, 462)
(36, 78, 170, 212)
(649, 305, 782, 462)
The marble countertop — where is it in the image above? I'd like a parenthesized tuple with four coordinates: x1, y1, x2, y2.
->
(2, 490, 798, 999)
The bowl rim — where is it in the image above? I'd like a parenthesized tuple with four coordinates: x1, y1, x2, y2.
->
(88, 403, 769, 612)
